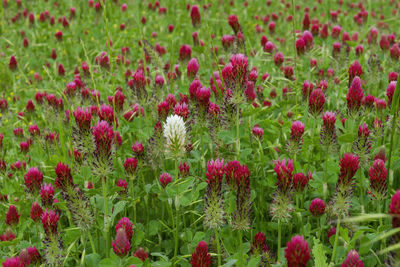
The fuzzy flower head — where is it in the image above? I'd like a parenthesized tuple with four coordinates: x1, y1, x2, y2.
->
(346, 76, 364, 113)
(348, 61, 363, 83)
(337, 153, 360, 189)
(55, 163, 74, 189)
(30, 202, 43, 222)
(2, 257, 24, 267)
(390, 191, 400, 228)
(92, 120, 114, 159)
(250, 232, 270, 255)
(124, 157, 137, 175)
(308, 89, 325, 115)
(24, 167, 43, 193)
(40, 182, 55, 207)
(341, 250, 363, 267)
(41, 210, 60, 236)
(116, 217, 133, 240)
(309, 198, 326, 217)
(274, 158, 294, 193)
(284, 235, 311, 267)
(191, 241, 211, 267)
(292, 172, 311, 192)
(163, 115, 186, 156)
(6, 205, 20, 226)
(73, 107, 92, 131)
(368, 159, 387, 199)
(112, 228, 131, 257)
(252, 125, 264, 139)
(159, 173, 172, 188)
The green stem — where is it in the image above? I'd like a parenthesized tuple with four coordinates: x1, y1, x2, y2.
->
(324, 148, 329, 200)
(216, 229, 222, 266)
(331, 216, 341, 264)
(238, 230, 244, 267)
(174, 160, 180, 260)
(87, 231, 96, 254)
(277, 220, 282, 263)
(236, 104, 240, 160)
(102, 177, 110, 257)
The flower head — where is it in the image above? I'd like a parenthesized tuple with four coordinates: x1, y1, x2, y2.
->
(6, 205, 20, 225)
(133, 248, 148, 261)
(25, 167, 43, 193)
(92, 121, 114, 158)
(73, 107, 92, 131)
(341, 250, 363, 267)
(368, 159, 387, 199)
(252, 125, 264, 139)
(55, 163, 73, 189)
(116, 217, 133, 240)
(309, 198, 326, 217)
(112, 228, 131, 257)
(30, 202, 43, 222)
(191, 241, 211, 267)
(2, 257, 24, 267)
(41, 210, 60, 236)
(338, 153, 360, 188)
(309, 89, 325, 115)
(390, 191, 400, 228)
(250, 232, 270, 255)
(284, 235, 311, 267)
(163, 115, 186, 155)
(40, 182, 55, 207)
(274, 158, 294, 193)
(159, 173, 172, 187)
(347, 76, 364, 112)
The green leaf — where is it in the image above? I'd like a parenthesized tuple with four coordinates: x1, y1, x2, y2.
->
(110, 201, 127, 225)
(148, 220, 160, 236)
(312, 238, 328, 267)
(85, 253, 101, 267)
(99, 258, 119, 267)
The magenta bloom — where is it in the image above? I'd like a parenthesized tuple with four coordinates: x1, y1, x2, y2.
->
(309, 198, 326, 217)
(98, 104, 117, 126)
(346, 76, 364, 112)
(55, 162, 74, 189)
(116, 217, 133, 240)
(322, 111, 336, 130)
(2, 257, 24, 267)
(73, 107, 92, 131)
(206, 159, 225, 189)
(6, 205, 20, 225)
(41, 210, 60, 236)
(308, 89, 325, 115)
(92, 120, 114, 157)
(338, 153, 360, 188)
(389, 190, 400, 228)
(292, 172, 311, 192)
(187, 58, 199, 78)
(24, 167, 44, 193)
(252, 125, 264, 139)
(191, 241, 211, 267)
(250, 232, 269, 254)
(341, 250, 363, 267)
(40, 182, 55, 207)
(274, 158, 294, 192)
(179, 162, 190, 177)
(124, 157, 137, 174)
(284, 235, 310, 267)
(112, 228, 131, 257)
(26, 246, 41, 264)
(190, 5, 201, 27)
(30, 202, 43, 222)
(159, 173, 172, 187)
(348, 61, 363, 83)
(369, 159, 387, 198)
(228, 14, 241, 33)
(9, 56, 17, 70)
(230, 54, 248, 90)
(132, 141, 144, 157)
(290, 121, 305, 141)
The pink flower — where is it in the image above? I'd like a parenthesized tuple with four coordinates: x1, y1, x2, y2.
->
(73, 107, 92, 131)
(159, 173, 172, 187)
(346, 77, 364, 112)
(24, 167, 43, 193)
(55, 163, 74, 189)
(308, 89, 325, 115)
(92, 121, 114, 157)
(309, 198, 326, 217)
(338, 153, 360, 187)
(98, 104, 117, 126)
(290, 121, 305, 141)
(206, 159, 225, 188)
(9, 56, 17, 70)
(228, 14, 241, 33)
(292, 172, 311, 191)
(133, 248, 148, 262)
(2, 257, 24, 267)
(124, 157, 137, 174)
(190, 5, 201, 27)
(179, 44, 192, 61)
(252, 125, 264, 139)
(274, 158, 294, 192)
(187, 58, 199, 78)
(179, 162, 190, 177)
(191, 241, 211, 267)
(369, 159, 387, 198)
(30, 202, 43, 222)
(348, 61, 363, 83)
(6, 205, 20, 226)
(132, 141, 144, 157)
(112, 228, 131, 257)
(116, 217, 133, 240)
(341, 250, 363, 267)
(250, 232, 269, 255)
(390, 191, 400, 228)
(41, 210, 60, 236)
(40, 182, 55, 207)
(284, 235, 311, 267)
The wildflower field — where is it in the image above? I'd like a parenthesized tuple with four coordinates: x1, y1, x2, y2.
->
(1, 0, 400, 266)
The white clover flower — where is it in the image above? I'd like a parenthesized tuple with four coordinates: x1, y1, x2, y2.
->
(163, 114, 186, 155)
